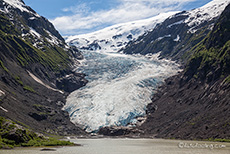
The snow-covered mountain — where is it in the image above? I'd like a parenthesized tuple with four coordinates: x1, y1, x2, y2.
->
(122, 0, 230, 60)
(65, 12, 177, 53)
(0, 0, 67, 49)
(66, 0, 229, 55)
(1, 0, 37, 14)
(184, 0, 230, 33)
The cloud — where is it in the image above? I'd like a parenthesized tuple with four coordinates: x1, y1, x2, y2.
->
(51, 0, 199, 35)
(62, 3, 90, 14)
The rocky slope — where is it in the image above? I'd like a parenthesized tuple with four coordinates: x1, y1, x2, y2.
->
(143, 3, 230, 140)
(0, 0, 87, 136)
(139, 2, 230, 140)
(99, 1, 230, 140)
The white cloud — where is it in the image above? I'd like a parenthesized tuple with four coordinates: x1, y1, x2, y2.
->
(62, 3, 90, 14)
(51, 0, 199, 35)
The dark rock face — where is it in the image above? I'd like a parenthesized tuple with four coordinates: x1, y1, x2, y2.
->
(82, 41, 102, 51)
(98, 126, 142, 137)
(139, 74, 230, 139)
(69, 46, 84, 60)
(28, 112, 48, 121)
(0, 68, 87, 136)
(98, 127, 131, 136)
(56, 73, 88, 93)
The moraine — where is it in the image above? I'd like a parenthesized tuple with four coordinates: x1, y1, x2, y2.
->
(63, 51, 180, 132)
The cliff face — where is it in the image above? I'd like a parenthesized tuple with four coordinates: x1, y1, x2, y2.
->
(139, 3, 230, 140)
(0, 0, 87, 136)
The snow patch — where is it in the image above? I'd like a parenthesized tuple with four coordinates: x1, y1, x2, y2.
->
(174, 35, 180, 42)
(3, 0, 40, 17)
(27, 71, 64, 94)
(29, 27, 41, 38)
(156, 35, 171, 41)
(0, 90, 5, 97)
(0, 106, 8, 112)
(44, 30, 60, 45)
(167, 20, 184, 28)
(29, 17, 36, 20)
(185, 0, 230, 33)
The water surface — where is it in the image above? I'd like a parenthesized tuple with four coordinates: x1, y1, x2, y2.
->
(1, 139, 230, 154)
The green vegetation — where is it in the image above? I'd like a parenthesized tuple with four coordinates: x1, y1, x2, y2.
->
(0, 117, 74, 149)
(14, 75, 23, 85)
(185, 40, 230, 80)
(0, 12, 72, 76)
(0, 60, 8, 72)
(0, 13, 18, 35)
(23, 85, 36, 93)
(20, 137, 74, 147)
(224, 75, 230, 83)
(185, 14, 230, 82)
(206, 138, 230, 143)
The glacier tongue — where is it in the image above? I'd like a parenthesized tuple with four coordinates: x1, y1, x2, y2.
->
(63, 51, 180, 132)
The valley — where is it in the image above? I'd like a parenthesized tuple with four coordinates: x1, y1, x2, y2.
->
(0, 0, 230, 149)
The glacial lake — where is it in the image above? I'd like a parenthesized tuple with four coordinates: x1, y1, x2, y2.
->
(1, 139, 230, 154)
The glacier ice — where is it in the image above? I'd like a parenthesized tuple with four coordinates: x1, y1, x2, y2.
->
(63, 51, 180, 132)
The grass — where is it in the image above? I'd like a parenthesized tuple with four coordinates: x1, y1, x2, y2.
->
(224, 75, 230, 84)
(206, 138, 230, 143)
(0, 117, 74, 149)
(14, 75, 23, 85)
(0, 60, 8, 72)
(23, 85, 36, 93)
(20, 137, 75, 147)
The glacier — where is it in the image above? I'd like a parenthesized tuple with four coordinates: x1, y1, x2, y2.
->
(63, 51, 180, 132)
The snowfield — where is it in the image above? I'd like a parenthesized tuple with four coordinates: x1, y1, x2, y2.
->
(66, 12, 178, 53)
(66, 0, 230, 53)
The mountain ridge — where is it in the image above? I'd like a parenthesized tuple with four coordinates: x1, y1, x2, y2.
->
(121, 0, 230, 63)
(65, 12, 177, 53)
(0, 0, 87, 138)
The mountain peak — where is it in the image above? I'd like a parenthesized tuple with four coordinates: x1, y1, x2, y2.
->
(185, 0, 230, 33)
(1, 0, 38, 16)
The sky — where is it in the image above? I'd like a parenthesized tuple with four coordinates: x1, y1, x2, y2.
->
(23, 0, 212, 36)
